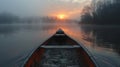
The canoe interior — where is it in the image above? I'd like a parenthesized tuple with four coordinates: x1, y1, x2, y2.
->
(24, 31, 96, 67)
(41, 34, 79, 46)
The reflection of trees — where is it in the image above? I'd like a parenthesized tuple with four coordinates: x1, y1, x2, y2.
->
(0, 25, 19, 35)
(95, 27, 120, 55)
(80, 0, 120, 55)
(81, 25, 120, 55)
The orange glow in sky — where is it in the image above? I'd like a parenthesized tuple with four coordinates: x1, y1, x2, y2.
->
(49, 9, 83, 20)
(57, 14, 67, 20)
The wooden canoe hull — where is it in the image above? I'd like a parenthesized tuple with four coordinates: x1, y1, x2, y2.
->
(24, 29, 97, 67)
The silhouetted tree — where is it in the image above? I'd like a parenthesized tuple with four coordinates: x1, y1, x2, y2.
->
(81, 13, 93, 24)
(80, 0, 120, 55)
(81, 0, 120, 25)
(0, 12, 19, 24)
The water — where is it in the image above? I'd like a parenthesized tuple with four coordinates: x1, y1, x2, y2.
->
(0, 22, 120, 67)
(80, 25, 120, 67)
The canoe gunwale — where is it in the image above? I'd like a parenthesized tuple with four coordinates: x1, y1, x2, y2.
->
(24, 30, 99, 67)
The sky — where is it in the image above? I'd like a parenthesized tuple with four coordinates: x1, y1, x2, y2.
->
(0, 0, 108, 19)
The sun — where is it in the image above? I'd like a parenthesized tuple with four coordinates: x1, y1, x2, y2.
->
(57, 14, 66, 20)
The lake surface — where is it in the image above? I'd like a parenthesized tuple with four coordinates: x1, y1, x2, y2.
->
(0, 22, 120, 67)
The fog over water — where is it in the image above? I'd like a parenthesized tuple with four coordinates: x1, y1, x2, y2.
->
(0, 21, 120, 67)
(0, 0, 120, 67)
(0, 0, 114, 19)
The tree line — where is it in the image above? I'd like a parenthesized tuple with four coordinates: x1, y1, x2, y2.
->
(81, 0, 120, 25)
(0, 12, 19, 24)
(80, 0, 120, 54)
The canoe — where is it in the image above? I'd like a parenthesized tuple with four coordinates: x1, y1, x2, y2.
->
(24, 29, 98, 67)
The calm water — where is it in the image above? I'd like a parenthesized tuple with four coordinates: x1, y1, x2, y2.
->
(0, 22, 120, 67)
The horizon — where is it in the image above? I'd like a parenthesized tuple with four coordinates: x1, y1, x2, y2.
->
(0, 0, 94, 20)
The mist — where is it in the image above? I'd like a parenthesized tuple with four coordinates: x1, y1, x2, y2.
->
(0, 0, 105, 19)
